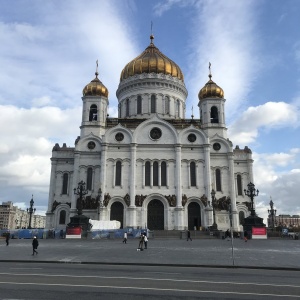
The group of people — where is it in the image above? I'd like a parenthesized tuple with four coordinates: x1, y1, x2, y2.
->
(4, 234, 39, 255)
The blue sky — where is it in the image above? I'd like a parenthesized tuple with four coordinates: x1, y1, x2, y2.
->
(0, 0, 299, 223)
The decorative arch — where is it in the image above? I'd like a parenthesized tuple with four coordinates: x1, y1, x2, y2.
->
(110, 201, 124, 229)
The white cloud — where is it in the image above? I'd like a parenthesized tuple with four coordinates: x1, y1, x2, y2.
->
(229, 102, 299, 145)
(184, 0, 261, 120)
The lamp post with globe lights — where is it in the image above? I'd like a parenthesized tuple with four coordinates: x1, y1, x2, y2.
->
(27, 195, 36, 229)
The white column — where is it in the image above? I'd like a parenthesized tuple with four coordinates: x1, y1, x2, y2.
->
(175, 145, 182, 207)
(70, 153, 80, 215)
(130, 144, 137, 206)
(188, 162, 191, 188)
(228, 153, 238, 230)
(196, 163, 199, 188)
(204, 145, 213, 226)
(150, 161, 153, 188)
(158, 162, 161, 187)
(47, 160, 57, 213)
(142, 162, 145, 188)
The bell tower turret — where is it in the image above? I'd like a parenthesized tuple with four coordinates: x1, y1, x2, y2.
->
(80, 62, 109, 137)
(198, 63, 227, 138)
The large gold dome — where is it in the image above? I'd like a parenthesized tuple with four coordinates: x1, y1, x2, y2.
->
(83, 72, 108, 97)
(198, 74, 224, 100)
(120, 35, 184, 82)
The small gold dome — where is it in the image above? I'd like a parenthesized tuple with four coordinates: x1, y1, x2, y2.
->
(198, 74, 224, 100)
(120, 35, 184, 82)
(83, 72, 108, 97)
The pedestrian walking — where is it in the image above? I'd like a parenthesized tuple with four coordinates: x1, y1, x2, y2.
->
(144, 235, 148, 249)
(137, 234, 144, 251)
(225, 229, 230, 241)
(244, 230, 248, 242)
(123, 232, 127, 244)
(32, 236, 39, 255)
(5, 232, 10, 246)
(187, 230, 192, 241)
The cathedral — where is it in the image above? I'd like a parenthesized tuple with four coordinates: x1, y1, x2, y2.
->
(45, 35, 253, 232)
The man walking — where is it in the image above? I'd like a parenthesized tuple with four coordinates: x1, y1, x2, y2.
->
(5, 232, 10, 246)
(32, 236, 39, 255)
(187, 230, 192, 241)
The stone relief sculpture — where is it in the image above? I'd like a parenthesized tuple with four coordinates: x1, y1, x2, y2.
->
(182, 194, 188, 206)
(165, 195, 176, 207)
(124, 193, 130, 207)
(103, 193, 111, 207)
(135, 194, 147, 207)
(200, 194, 208, 207)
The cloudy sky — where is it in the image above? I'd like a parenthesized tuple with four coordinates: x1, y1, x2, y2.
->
(0, 0, 299, 223)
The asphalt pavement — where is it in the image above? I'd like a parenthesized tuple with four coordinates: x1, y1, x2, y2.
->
(1, 237, 299, 270)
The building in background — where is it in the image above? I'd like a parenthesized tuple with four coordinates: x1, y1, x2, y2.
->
(46, 36, 255, 232)
(0, 201, 45, 230)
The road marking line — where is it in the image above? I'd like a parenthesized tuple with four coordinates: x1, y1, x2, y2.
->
(0, 281, 299, 298)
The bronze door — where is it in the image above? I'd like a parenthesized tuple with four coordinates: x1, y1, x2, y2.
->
(110, 202, 124, 229)
(147, 199, 164, 230)
(188, 202, 201, 230)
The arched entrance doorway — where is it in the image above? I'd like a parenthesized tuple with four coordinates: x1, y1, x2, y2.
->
(110, 202, 124, 229)
(147, 199, 164, 230)
(188, 202, 201, 230)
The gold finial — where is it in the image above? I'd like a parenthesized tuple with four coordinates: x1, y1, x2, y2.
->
(208, 62, 212, 79)
(95, 60, 99, 78)
(150, 21, 154, 44)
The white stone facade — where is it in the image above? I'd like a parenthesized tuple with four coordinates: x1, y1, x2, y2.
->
(46, 45, 253, 232)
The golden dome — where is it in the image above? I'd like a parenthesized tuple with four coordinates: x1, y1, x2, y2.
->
(120, 35, 184, 82)
(83, 72, 108, 97)
(198, 74, 224, 100)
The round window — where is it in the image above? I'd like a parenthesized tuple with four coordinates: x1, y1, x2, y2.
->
(150, 127, 162, 140)
(87, 141, 96, 149)
(213, 143, 221, 151)
(188, 134, 197, 143)
(115, 132, 124, 142)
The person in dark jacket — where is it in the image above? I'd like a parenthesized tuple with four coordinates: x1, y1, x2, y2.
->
(32, 236, 39, 255)
(187, 230, 192, 241)
(5, 232, 10, 246)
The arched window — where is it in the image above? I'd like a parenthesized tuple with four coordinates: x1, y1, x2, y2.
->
(190, 162, 196, 186)
(87, 167, 93, 190)
(115, 161, 122, 186)
(126, 98, 130, 117)
(151, 95, 156, 113)
(59, 210, 66, 224)
(161, 161, 167, 186)
(237, 174, 243, 195)
(62, 173, 68, 194)
(89, 104, 98, 121)
(239, 211, 245, 225)
(211, 106, 219, 123)
(145, 161, 151, 186)
(153, 162, 158, 186)
(164, 96, 169, 114)
(216, 169, 222, 191)
(176, 100, 180, 117)
(137, 95, 142, 114)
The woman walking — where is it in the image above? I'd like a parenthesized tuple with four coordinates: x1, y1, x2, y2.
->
(32, 236, 39, 255)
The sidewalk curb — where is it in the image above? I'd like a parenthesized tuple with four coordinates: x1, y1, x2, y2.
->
(1, 260, 300, 272)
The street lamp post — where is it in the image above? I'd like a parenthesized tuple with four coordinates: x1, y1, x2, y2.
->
(210, 189, 218, 231)
(26, 195, 36, 229)
(244, 182, 259, 216)
(243, 182, 265, 236)
(268, 198, 277, 230)
(73, 181, 89, 215)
